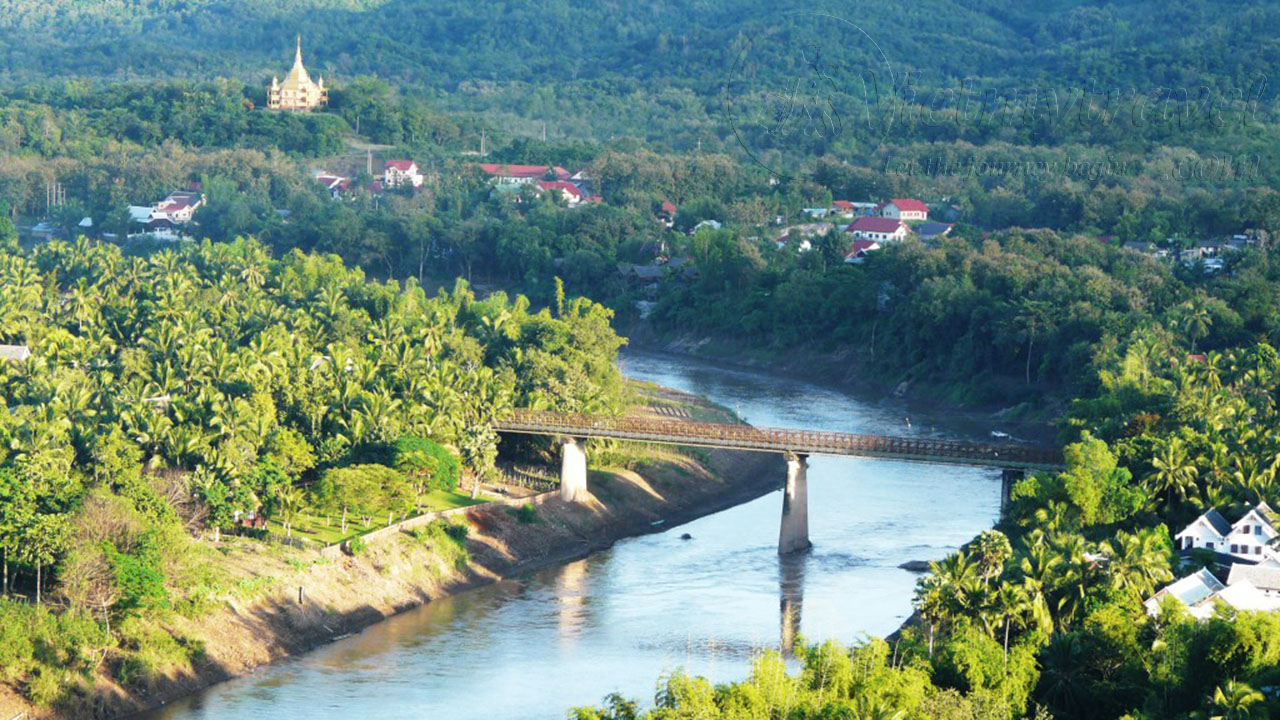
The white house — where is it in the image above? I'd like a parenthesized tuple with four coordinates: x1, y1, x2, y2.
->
(691, 219, 723, 234)
(846, 216, 909, 243)
(475, 163, 572, 186)
(878, 198, 929, 222)
(537, 180, 584, 206)
(0, 345, 31, 363)
(1144, 568, 1223, 617)
(382, 159, 424, 189)
(1144, 567, 1280, 619)
(844, 239, 882, 264)
(1228, 563, 1280, 598)
(1175, 502, 1279, 564)
(1175, 508, 1233, 554)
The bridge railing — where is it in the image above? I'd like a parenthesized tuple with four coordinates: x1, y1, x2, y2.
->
(495, 410, 1063, 468)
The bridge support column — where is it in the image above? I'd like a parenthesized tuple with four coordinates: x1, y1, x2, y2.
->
(779, 453, 811, 555)
(560, 438, 588, 502)
(1000, 469, 1025, 519)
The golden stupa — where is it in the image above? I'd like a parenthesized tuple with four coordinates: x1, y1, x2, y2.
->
(268, 36, 328, 111)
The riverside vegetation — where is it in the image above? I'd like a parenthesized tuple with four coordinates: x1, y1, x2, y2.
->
(572, 320, 1280, 718)
(0, 236, 626, 709)
(5, 2, 1280, 718)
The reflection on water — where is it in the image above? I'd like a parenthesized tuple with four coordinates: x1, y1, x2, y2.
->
(778, 554, 806, 653)
(142, 351, 999, 720)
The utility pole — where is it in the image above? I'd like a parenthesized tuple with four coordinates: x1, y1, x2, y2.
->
(542, 122, 547, 142)
(480, 130, 487, 157)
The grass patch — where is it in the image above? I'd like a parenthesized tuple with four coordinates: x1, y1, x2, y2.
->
(405, 519, 470, 573)
(265, 489, 489, 546)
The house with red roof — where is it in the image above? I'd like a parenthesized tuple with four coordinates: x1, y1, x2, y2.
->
(844, 239, 882, 264)
(382, 159, 423, 189)
(475, 163, 573, 185)
(315, 173, 352, 200)
(537, 180, 584, 206)
(846, 217, 909, 243)
(878, 199, 929, 222)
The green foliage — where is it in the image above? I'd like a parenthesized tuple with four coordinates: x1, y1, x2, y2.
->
(101, 532, 170, 615)
(408, 519, 469, 571)
(0, 599, 109, 704)
(393, 436, 460, 492)
(509, 503, 538, 524)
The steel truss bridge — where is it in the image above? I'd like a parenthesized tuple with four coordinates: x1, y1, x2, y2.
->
(495, 410, 1063, 472)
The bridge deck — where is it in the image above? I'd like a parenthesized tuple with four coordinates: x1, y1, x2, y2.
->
(495, 411, 1063, 471)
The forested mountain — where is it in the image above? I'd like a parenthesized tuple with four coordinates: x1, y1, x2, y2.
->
(2, 0, 1277, 149)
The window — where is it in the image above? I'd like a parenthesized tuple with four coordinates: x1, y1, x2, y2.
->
(1257, 546, 1263, 555)
(1242, 525, 1251, 533)
(1207, 542, 1215, 550)
(1256, 526, 1263, 535)
(1231, 544, 1239, 553)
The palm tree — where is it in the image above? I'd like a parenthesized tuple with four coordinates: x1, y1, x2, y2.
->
(1149, 437, 1201, 508)
(994, 584, 1032, 663)
(1198, 681, 1268, 720)
(1101, 528, 1173, 600)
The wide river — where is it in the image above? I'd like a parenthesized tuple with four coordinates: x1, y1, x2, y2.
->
(141, 351, 1001, 720)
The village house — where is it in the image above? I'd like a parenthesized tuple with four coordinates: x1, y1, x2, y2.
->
(916, 222, 953, 241)
(315, 173, 351, 200)
(1228, 563, 1280, 598)
(475, 163, 573, 186)
(774, 223, 833, 251)
(846, 216, 909, 243)
(1145, 567, 1280, 619)
(657, 199, 677, 227)
(382, 159, 424, 189)
(844, 239, 882, 264)
(537, 180, 585, 206)
(878, 199, 929, 222)
(127, 188, 205, 239)
(267, 37, 328, 111)
(1175, 501, 1279, 564)
(0, 345, 31, 363)
(690, 219, 722, 234)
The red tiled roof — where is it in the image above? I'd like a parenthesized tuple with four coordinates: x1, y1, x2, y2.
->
(850, 239, 881, 253)
(385, 159, 416, 172)
(887, 198, 929, 213)
(476, 163, 571, 180)
(661, 199, 677, 214)
(846, 217, 906, 234)
(537, 180, 583, 198)
(833, 200, 854, 210)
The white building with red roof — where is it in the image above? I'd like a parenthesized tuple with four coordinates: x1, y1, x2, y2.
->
(382, 159, 423, 189)
(878, 199, 929, 222)
(475, 163, 572, 185)
(846, 217, 909, 243)
(844, 239, 883, 264)
(537, 180, 584, 206)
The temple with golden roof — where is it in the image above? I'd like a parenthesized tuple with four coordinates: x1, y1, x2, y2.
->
(268, 36, 327, 111)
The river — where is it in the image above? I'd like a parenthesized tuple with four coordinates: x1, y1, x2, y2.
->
(140, 351, 1001, 720)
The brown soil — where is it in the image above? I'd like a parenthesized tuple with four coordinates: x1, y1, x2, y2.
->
(2, 411, 783, 720)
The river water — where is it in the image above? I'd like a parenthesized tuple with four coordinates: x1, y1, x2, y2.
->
(141, 351, 1001, 720)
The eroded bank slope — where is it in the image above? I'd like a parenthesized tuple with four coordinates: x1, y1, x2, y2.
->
(4, 417, 783, 720)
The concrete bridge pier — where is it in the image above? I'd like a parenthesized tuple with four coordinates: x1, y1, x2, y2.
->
(560, 437, 589, 502)
(779, 453, 811, 554)
(1000, 469, 1025, 518)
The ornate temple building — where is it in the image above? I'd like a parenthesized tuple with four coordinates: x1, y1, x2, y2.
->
(268, 37, 328, 111)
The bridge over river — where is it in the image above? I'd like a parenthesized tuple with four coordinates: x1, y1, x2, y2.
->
(496, 410, 1063, 553)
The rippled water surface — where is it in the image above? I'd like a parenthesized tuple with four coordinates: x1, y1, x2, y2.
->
(142, 351, 1000, 720)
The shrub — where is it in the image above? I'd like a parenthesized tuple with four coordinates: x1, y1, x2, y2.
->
(509, 503, 539, 524)
(393, 436, 461, 492)
(345, 537, 367, 556)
